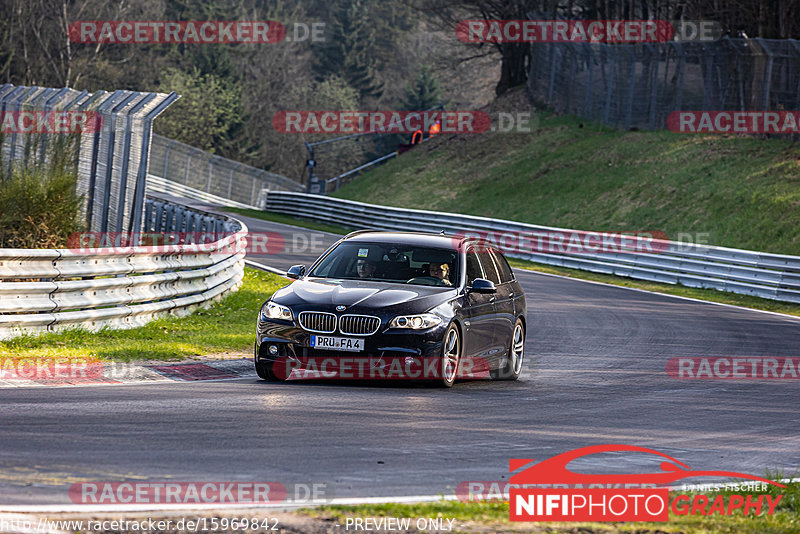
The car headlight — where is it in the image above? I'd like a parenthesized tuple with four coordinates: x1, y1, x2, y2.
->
(388, 313, 442, 330)
(261, 301, 293, 322)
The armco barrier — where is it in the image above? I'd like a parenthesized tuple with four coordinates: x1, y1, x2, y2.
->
(265, 192, 800, 304)
(0, 196, 246, 339)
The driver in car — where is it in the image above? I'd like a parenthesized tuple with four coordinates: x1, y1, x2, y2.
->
(429, 262, 452, 285)
(356, 259, 377, 278)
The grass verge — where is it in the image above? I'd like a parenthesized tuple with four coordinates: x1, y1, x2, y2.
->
(0, 267, 286, 361)
(301, 479, 799, 533)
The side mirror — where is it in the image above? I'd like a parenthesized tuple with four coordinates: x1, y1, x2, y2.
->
(469, 278, 496, 293)
(286, 265, 306, 279)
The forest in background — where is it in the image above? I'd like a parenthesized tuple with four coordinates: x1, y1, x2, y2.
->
(2, 0, 796, 178)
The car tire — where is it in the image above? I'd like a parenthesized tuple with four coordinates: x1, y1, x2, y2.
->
(491, 319, 525, 381)
(255, 360, 282, 382)
(439, 324, 461, 388)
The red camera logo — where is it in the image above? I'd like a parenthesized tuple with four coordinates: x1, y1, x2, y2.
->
(469, 445, 784, 522)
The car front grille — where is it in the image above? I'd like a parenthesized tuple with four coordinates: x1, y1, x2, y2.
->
(339, 314, 381, 336)
(297, 312, 381, 335)
(298, 311, 337, 333)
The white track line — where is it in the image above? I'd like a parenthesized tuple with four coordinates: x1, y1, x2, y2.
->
(244, 259, 286, 276)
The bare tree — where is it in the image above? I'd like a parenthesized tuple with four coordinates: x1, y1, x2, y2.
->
(422, 1, 554, 95)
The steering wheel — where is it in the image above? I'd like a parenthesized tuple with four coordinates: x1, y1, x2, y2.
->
(407, 276, 449, 286)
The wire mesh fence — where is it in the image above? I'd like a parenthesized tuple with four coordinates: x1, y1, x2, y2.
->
(0, 84, 177, 233)
(304, 104, 445, 194)
(305, 133, 397, 194)
(147, 134, 303, 207)
(527, 36, 800, 131)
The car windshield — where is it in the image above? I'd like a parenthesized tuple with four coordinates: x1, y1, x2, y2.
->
(308, 242, 460, 287)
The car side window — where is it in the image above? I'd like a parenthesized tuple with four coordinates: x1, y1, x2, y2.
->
(477, 251, 501, 285)
(466, 249, 484, 286)
(490, 249, 514, 283)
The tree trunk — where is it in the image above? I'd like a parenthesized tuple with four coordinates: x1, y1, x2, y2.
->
(496, 42, 530, 95)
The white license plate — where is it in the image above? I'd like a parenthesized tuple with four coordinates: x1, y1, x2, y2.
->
(310, 335, 364, 352)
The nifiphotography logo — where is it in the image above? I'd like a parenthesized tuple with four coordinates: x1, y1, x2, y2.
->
(507, 444, 784, 522)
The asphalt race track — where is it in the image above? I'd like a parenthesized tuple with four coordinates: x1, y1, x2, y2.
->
(1, 201, 799, 506)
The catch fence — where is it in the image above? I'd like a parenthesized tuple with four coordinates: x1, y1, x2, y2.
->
(0, 84, 177, 233)
(148, 134, 303, 208)
(527, 37, 800, 131)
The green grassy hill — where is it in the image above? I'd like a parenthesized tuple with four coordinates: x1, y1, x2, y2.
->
(333, 93, 800, 255)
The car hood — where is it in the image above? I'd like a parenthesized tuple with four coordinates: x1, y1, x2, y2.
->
(273, 277, 457, 312)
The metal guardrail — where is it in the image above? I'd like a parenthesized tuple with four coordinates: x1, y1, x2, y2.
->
(0, 196, 246, 340)
(147, 134, 303, 209)
(265, 192, 800, 304)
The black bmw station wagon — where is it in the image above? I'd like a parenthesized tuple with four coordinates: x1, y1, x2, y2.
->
(255, 231, 526, 387)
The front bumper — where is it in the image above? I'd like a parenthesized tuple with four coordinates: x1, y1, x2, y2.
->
(255, 318, 447, 365)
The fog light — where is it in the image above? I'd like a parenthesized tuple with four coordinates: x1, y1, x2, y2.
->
(268, 345, 279, 355)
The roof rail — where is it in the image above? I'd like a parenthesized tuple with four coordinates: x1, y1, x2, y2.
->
(343, 229, 376, 239)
